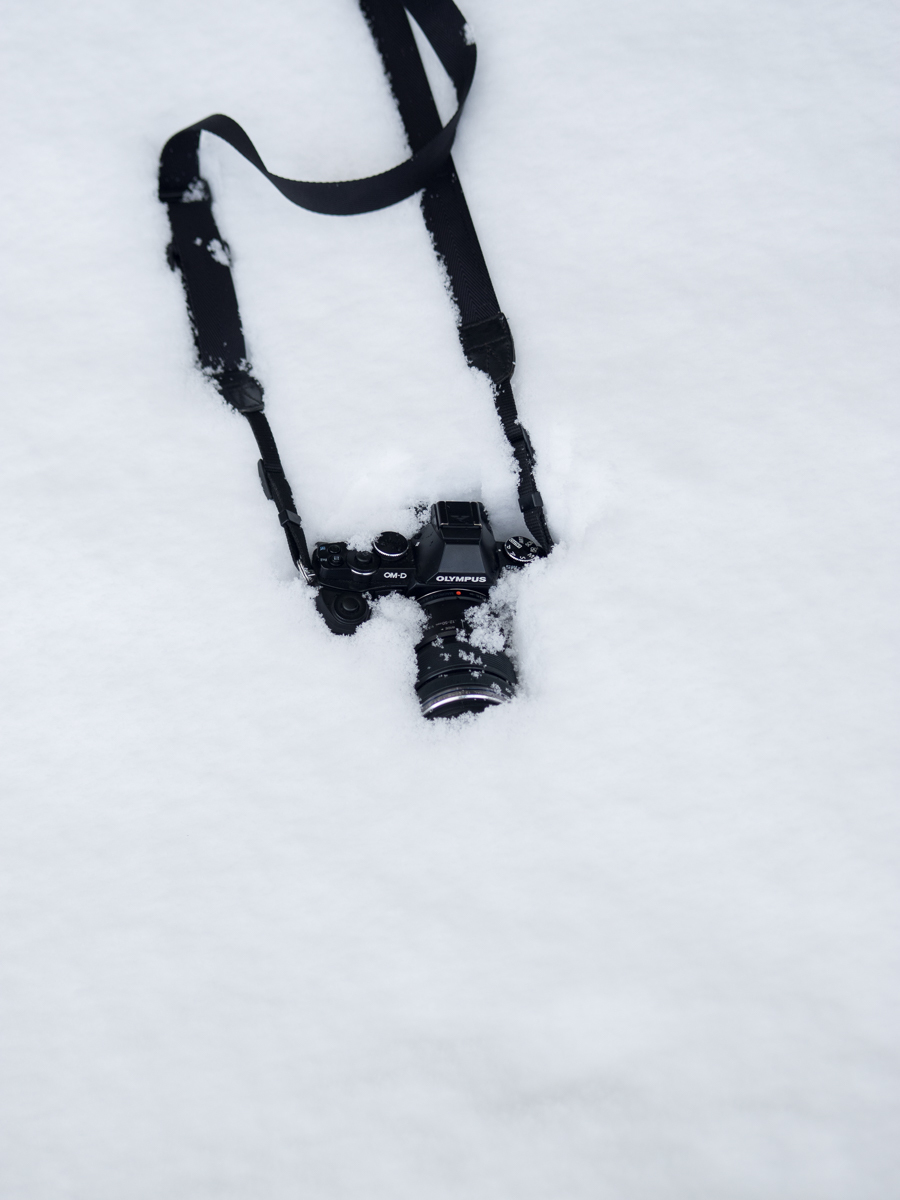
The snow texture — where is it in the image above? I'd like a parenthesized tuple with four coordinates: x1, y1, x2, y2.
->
(2, 0, 898, 1196)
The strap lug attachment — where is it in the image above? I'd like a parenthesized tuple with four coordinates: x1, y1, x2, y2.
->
(281, 511, 315, 581)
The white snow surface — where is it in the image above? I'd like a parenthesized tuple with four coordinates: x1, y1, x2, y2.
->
(2, 0, 898, 1195)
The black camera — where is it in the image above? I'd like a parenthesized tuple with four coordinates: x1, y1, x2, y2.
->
(313, 501, 542, 719)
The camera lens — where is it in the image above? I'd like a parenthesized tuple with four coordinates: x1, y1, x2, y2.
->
(414, 594, 516, 719)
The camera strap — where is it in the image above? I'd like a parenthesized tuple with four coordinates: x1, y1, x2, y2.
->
(159, 0, 552, 574)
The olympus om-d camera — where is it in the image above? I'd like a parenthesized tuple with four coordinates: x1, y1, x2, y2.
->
(314, 501, 541, 719)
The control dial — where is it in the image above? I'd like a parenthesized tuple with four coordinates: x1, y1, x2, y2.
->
(334, 592, 368, 621)
(374, 531, 409, 560)
(348, 548, 377, 576)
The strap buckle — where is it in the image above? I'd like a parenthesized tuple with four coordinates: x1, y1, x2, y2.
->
(258, 460, 291, 509)
(508, 422, 536, 466)
(257, 459, 276, 501)
(518, 488, 544, 516)
(219, 375, 265, 413)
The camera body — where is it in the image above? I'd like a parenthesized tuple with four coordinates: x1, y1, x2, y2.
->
(313, 501, 541, 718)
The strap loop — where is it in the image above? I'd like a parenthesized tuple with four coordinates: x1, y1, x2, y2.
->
(159, 0, 475, 217)
(508, 423, 535, 466)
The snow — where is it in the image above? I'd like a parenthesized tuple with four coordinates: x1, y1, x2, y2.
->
(2, 0, 898, 1195)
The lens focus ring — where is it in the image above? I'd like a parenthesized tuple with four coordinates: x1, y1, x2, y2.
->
(414, 593, 516, 719)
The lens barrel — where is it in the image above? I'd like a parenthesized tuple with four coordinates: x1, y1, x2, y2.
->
(414, 593, 516, 719)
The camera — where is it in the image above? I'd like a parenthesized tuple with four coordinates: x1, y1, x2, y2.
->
(313, 501, 542, 719)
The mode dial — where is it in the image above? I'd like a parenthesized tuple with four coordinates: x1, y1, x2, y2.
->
(504, 536, 542, 565)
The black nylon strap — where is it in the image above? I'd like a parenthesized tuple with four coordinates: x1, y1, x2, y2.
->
(246, 411, 311, 572)
(160, 0, 552, 562)
(159, 0, 474, 216)
(359, 0, 551, 548)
